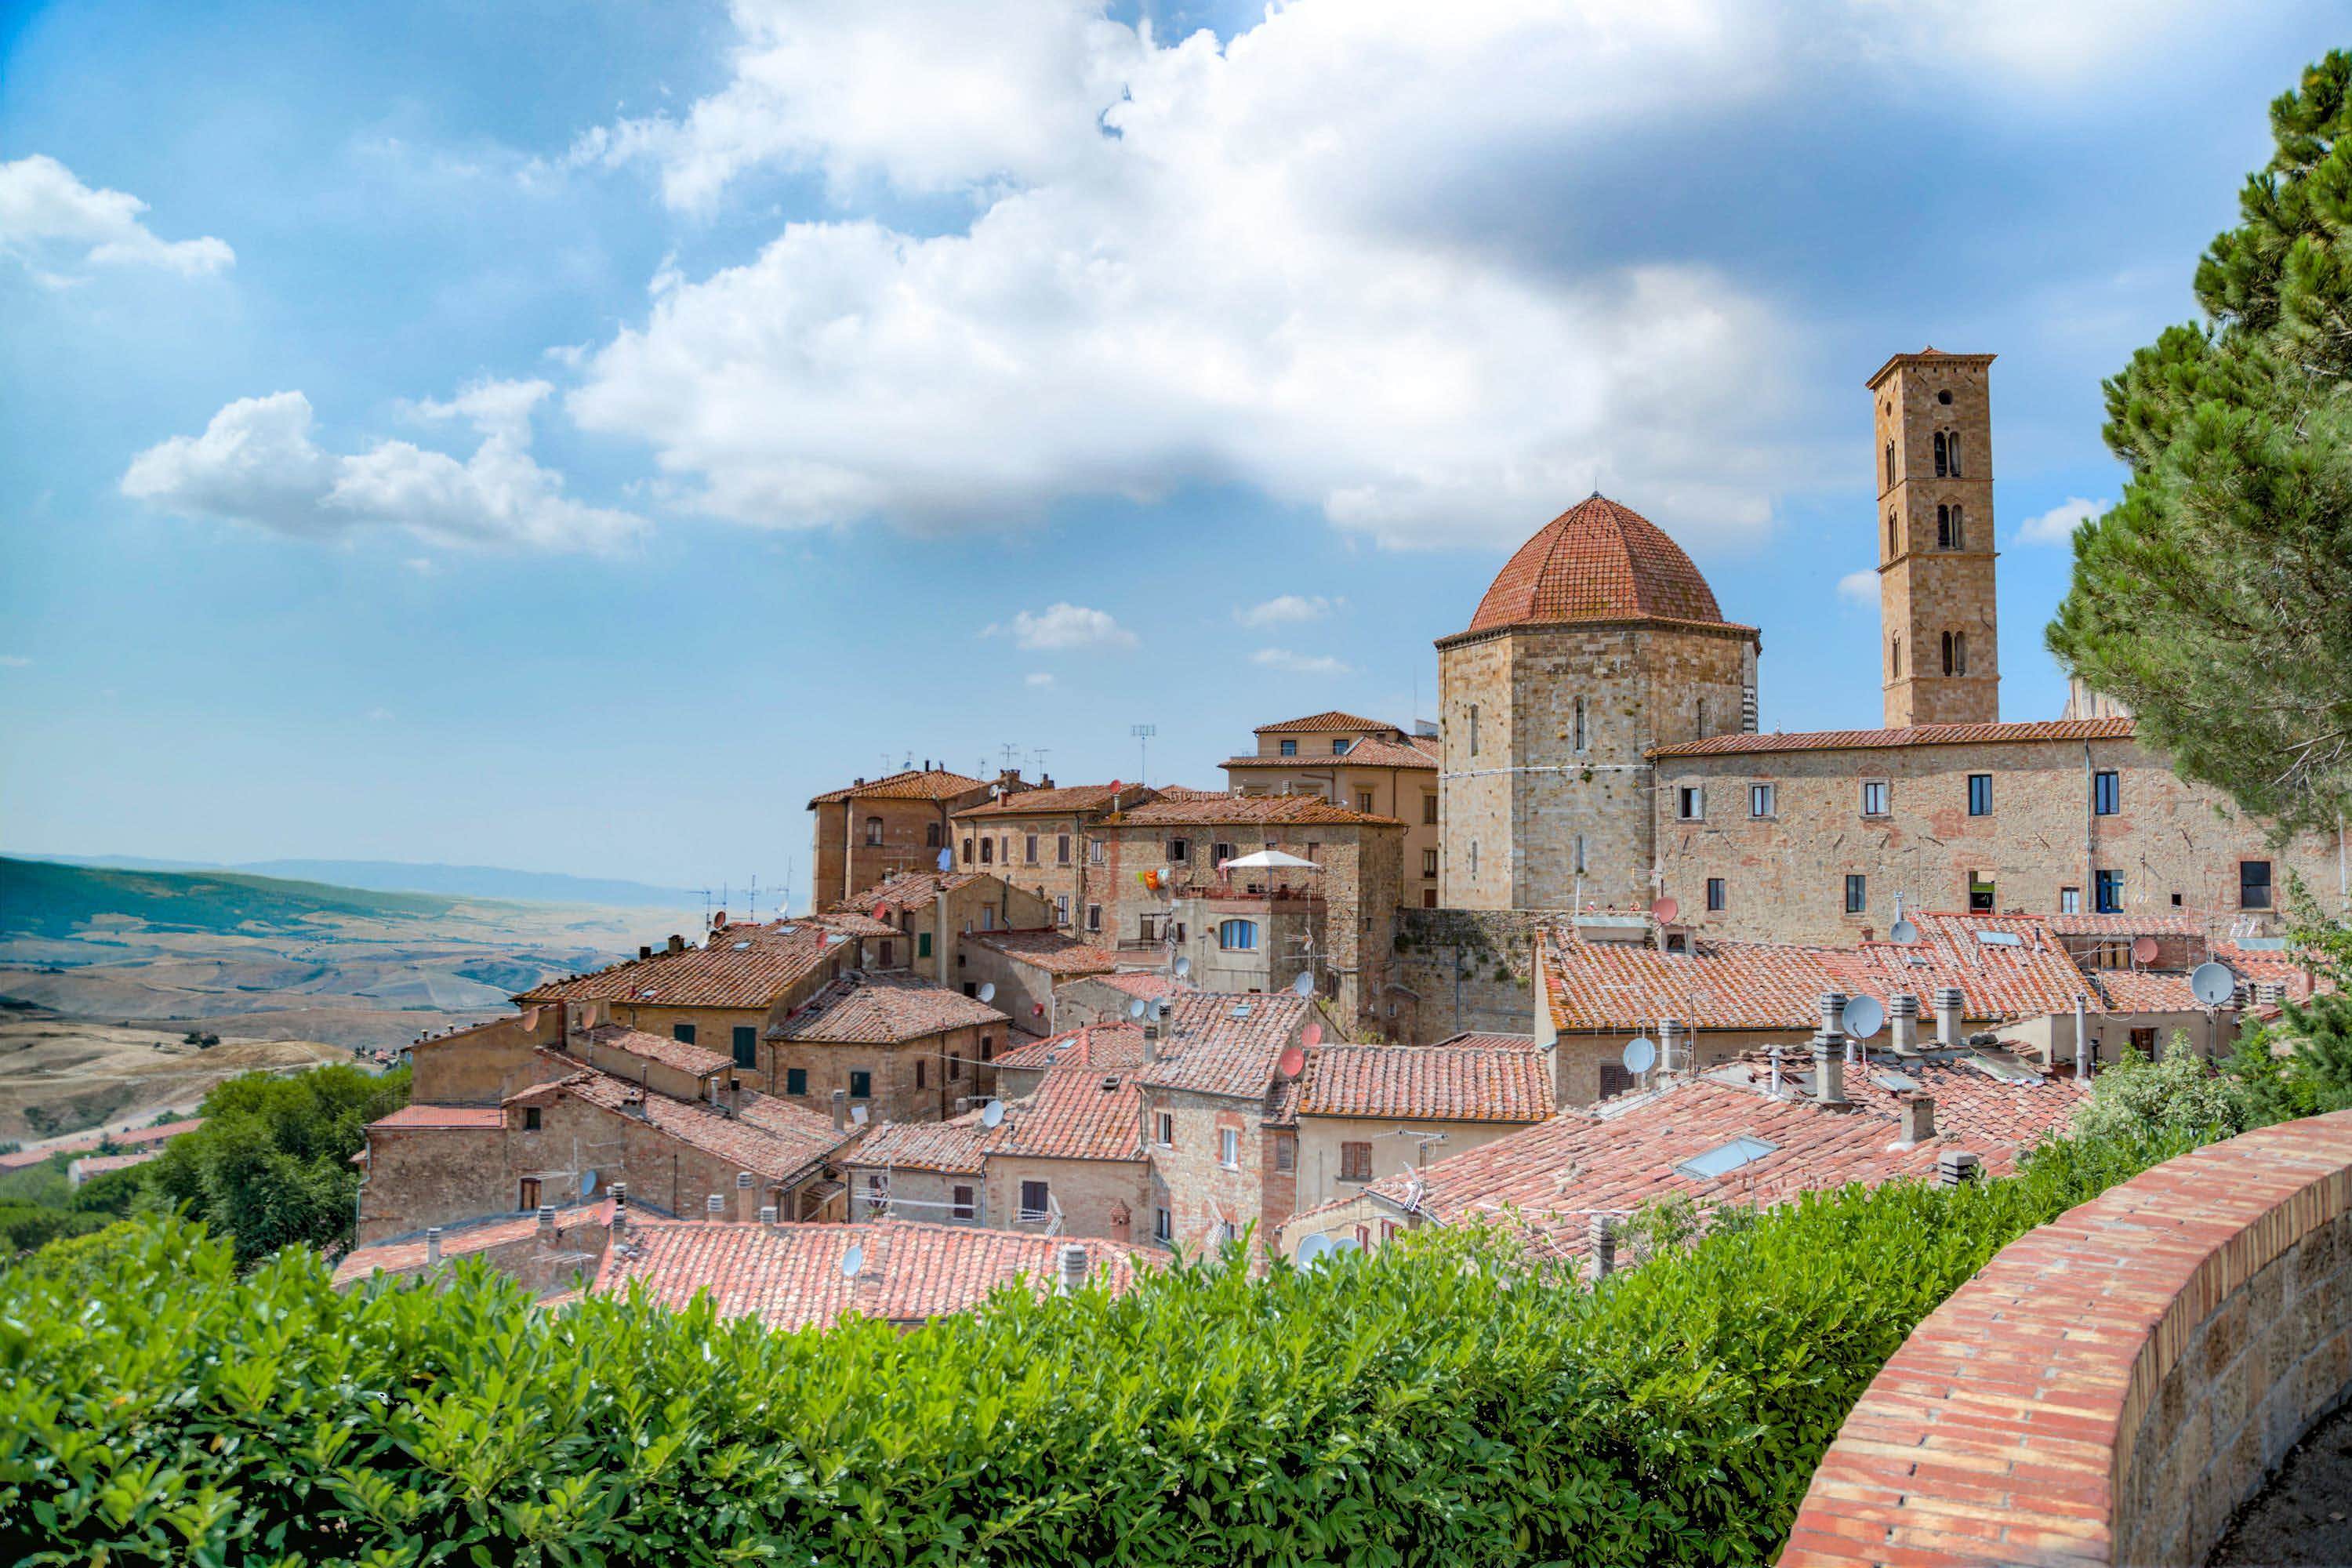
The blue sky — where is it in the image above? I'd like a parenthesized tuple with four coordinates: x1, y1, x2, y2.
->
(2, 0, 2343, 902)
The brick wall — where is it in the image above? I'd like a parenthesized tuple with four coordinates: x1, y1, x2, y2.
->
(409, 1007, 568, 1103)
(1143, 1089, 1268, 1255)
(1783, 1109, 2352, 1568)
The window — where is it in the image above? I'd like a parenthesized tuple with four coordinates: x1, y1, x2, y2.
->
(1168, 837, 1189, 862)
(1940, 629, 1965, 676)
(1422, 888, 1439, 908)
(1948, 503, 1963, 548)
(1467, 840, 1479, 877)
(2095, 869, 2125, 914)
(1675, 1135, 1778, 1180)
(732, 1025, 757, 1069)
(1885, 440, 1896, 487)
(1220, 1221, 1238, 1243)
(1422, 794, 1438, 826)
(1219, 1127, 1240, 1167)
(1938, 389, 1952, 405)
(979, 837, 993, 864)
(1860, 780, 1889, 816)
(1598, 1062, 1632, 1098)
(1279, 739, 1298, 756)
(1055, 895, 1070, 924)
(1967, 774, 1992, 815)
(2093, 770, 2120, 815)
(864, 816, 884, 846)
(1891, 635, 1902, 679)
(1024, 834, 1039, 864)
(1218, 920, 1258, 951)
(1155, 1207, 1174, 1243)
(1086, 903, 1102, 933)
(1749, 782, 1774, 818)
(522, 1106, 542, 1131)
(1422, 848, 1439, 877)
(1057, 834, 1071, 865)
(1933, 430, 1949, 477)
(1212, 840, 1236, 867)
(1275, 1137, 1295, 1172)
(1886, 510, 1897, 555)
(980, 904, 995, 931)
(864, 1173, 887, 1218)
(1936, 503, 1954, 550)
(848, 1069, 873, 1099)
(949, 1052, 962, 1081)
(981, 1036, 994, 1061)
(915, 1058, 926, 1090)
(878, 940, 893, 968)
(519, 1177, 540, 1210)
(1468, 704, 1479, 756)
(1340, 1142, 1374, 1181)
(786, 1067, 808, 1096)
(2130, 1026, 2158, 1055)
(960, 837, 974, 866)
(2060, 887, 2081, 915)
(1947, 432, 1962, 476)
(1676, 785, 1704, 821)
(1154, 1112, 1174, 1146)
(1356, 790, 1374, 813)
(952, 1185, 975, 1221)
(1706, 877, 1726, 912)
(1573, 696, 1588, 752)
(2241, 860, 2274, 910)
(1019, 1181, 1052, 1221)
(1332, 739, 1350, 755)
(926, 822, 941, 848)
(1845, 873, 1867, 914)
(1969, 873, 1995, 913)
(917, 931, 932, 959)
(1090, 839, 1105, 864)
(672, 1022, 698, 1045)
(1573, 834, 1588, 874)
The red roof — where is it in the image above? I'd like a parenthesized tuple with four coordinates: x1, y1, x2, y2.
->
(846, 1116, 992, 1173)
(333, 1199, 615, 1286)
(1294, 1044, 1555, 1123)
(1251, 711, 1397, 734)
(593, 1218, 1156, 1330)
(1649, 716, 2136, 758)
(514, 1066, 848, 1184)
(953, 783, 1149, 819)
(807, 768, 989, 807)
(519, 920, 848, 1009)
(1087, 971, 1175, 1000)
(1223, 735, 1436, 771)
(1132, 993, 1316, 1101)
(0, 1116, 205, 1172)
(369, 1104, 507, 1131)
(852, 1038, 1149, 1171)
(1101, 794, 1400, 828)
(578, 1022, 731, 1079)
(996, 1021, 1146, 1073)
(969, 930, 1118, 978)
(1455, 495, 1741, 639)
(770, 972, 1007, 1044)
(831, 868, 988, 915)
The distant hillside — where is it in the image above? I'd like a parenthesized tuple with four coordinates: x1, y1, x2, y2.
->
(0, 857, 463, 939)
(27, 855, 698, 909)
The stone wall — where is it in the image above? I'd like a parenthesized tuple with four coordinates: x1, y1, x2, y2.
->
(1873, 352, 1998, 728)
(1783, 1109, 2352, 1568)
(814, 797, 963, 910)
(1143, 1087, 1268, 1256)
(409, 1006, 567, 1104)
(760, 1020, 997, 1123)
(985, 1153, 1148, 1244)
(356, 1126, 510, 1243)
(1388, 906, 1547, 1044)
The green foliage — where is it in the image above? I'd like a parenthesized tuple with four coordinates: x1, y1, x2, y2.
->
(68, 1160, 156, 1218)
(146, 1064, 411, 1268)
(0, 1203, 108, 1255)
(0, 855, 462, 940)
(0, 1130, 2182, 1568)
(2046, 51, 2352, 834)
(2073, 1032, 2257, 1145)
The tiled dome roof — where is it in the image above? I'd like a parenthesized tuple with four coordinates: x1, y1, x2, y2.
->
(1464, 495, 1728, 635)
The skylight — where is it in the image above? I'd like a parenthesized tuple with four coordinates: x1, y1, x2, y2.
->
(1871, 1071, 1922, 1092)
(1675, 1135, 1778, 1180)
(1975, 931, 2024, 947)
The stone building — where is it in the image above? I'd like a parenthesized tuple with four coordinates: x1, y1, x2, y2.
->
(807, 764, 1019, 908)
(1871, 350, 1999, 727)
(949, 781, 1155, 931)
(764, 971, 1009, 1123)
(961, 927, 1119, 1038)
(1220, 712, 1443, 906)
(1435, 494, 1760, 913)
(827, 868, 1058, 989)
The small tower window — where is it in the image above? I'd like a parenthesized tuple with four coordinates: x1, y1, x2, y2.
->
(1891, 635, 1902, 679)
(1573, 696, 1586, 753)
(1468, 704, 1479, 757)
(1467, 840, 1479, 877)
(1886, 510, 1897, 556)
(1940, 631, 1953, 675)
(1948, 503, 1963, 549)
(1947, 432, 1962, 476)
(1940, 630, 1967, 677)
(1936, 504, 1951, 550)
(1937, 389, 1952, 405)
(1573, 834, 1588, 874)
(1933, 431, 1949, 477)
(1884, 441, 1895, 487)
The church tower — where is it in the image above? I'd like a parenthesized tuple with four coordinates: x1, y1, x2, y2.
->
(1869, 350, 1998, 728)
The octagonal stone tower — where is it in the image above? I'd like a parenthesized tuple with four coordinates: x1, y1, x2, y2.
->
(1436, 495, 1759, 911)
(1870, 348, 1998, 727)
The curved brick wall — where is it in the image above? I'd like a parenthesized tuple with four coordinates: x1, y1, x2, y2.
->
(1783, 1109, 2352, 1568)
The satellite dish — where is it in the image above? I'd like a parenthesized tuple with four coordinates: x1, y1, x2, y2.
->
(1128, 998, 1149, 1019)
(1290, 971, 1316, 999)
(1302, 1022, 1323, 1047)
(1297, 1232, 1334, 1265)
(2190, 961, 2237, 1007)
(840, 1244, 864, 1279)
(936, 848, 953, 872)
(2131, 935, 2160, 965)
(1331, 1236, 1363, 1256)
(981, 1098, 1007, 1128)
(1276, 1044, 1305, 1079)
(851, 1105, 869, 1126)
(978, 982, 996, 1003)
(873, 904, 889, 922)
(581, 1169, 597, 1195)
(1843, 995, 1885, 1040)
(1174, 956, 1192, 979)
(1650, 896, 1679, 924)
(1889, 919, 1920, 944)
(1621, 1036, 1657, 1076)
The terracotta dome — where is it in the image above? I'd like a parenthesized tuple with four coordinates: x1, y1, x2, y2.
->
(1462, 494, 1728, 635)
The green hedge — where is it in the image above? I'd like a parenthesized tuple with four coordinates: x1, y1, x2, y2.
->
(0, 1129, 2185, 1567)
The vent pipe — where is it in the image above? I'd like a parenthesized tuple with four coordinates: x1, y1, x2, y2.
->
(1813, 993, 1849, 1107)
(832, 1088, 849, 1131)
(706, 1193, 726, 1221)
(1588, 1215, 1616, 1282)
(1936, 1149, 1982, 1188)
(1657, 1016, 1682, 1077)
(1058, 1243, 1088, 1294)
(1933, 987, 1965, 1050)
(1889, 993, 1919, 1056)
(2073, 994, 2090, 1083)
(536, 1203, 557, 1240)
(424, 1226, 443, 1265)
(1900, 1096, 1936, 1145)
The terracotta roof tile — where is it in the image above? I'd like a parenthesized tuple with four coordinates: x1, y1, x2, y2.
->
(1132, 993, 1315, 1101)
(807, 768, 989, 807)
(849, 1116, 992, 1174)
(370, 1104, 507, 1131)
(523, 1067, 848, 1183)
(831, 868, 989, 916)
(68, 1149, 163, 1179)
(1649, 717, 2136, 758)
(953, 783, 1151, 819)
(1087, 971, 1176, 1000)
(1297, 1044, 1555, 1122)
(852, 1032, 1148, 1170)
(579, 1022, 731, 1079)
(595, 1218, 1156, 1330)
(0, 1116, 206, 1172)
(996, 1022, 1146, 1073)
(1252, 711, 1396, 734)
(333, 1199, 615, 1286)
(1222, 735, 1437, 771)
(1101, 795, 1401, 828)
(970, 929, 1118, 978)
(770, 971, 1007, 1044)
(519, 920, 848, 1009)
(2044, 912, 2206, 937)
(1456, 495, 1740, 638)
(1430, 1032, 1541, 1051)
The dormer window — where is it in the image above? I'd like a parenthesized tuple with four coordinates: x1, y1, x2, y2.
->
(1331, 739, 1350, 755)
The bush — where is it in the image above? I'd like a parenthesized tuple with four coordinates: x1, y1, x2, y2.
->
(0, 1127, 2186, 1567)
(0, 1203, 107, 1257)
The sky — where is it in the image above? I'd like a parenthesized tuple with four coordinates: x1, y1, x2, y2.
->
(2, 0, 2344, 906)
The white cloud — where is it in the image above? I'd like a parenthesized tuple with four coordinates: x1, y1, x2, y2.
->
(2016, 496, 2107, 546)
(1024, 671, 1056, 688)
(1836, 569, 1878, 605)
(1251, 648, 1352, 677)
(985, 603, 1137, 652)
(1236, 594, 1338, 628)
(122, 381, 641, 551)
(0, 655, 31, 668)
(0, 154, 234, 279)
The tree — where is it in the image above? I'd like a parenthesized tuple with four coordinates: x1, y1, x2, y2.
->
(2047, 52, 2352, 837)
(2071, 1033, 2253, 1145)
(146, 1063, 409, 1268)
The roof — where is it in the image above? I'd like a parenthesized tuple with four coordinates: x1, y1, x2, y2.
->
(2044, 912, 2205, 938)
(851, 1032, 1148, 1170)
(1132, 992, 1315, 1101)
(578, 1022, 731, 1079)
(1865, 346, 1996, 389)
(1430, 1032, 1541, 1051)
(70, 1149, 164, 1179)
(0, 1116, 206, 1172)
(1649, 716, 2137, 759)
(519, 920, 848, 1009)
(1252, 711, 1396, 734)
(1294, 1044, 1555, 1123)
(1099, 794, 1402, 829)
(953, 783, 1146, 819)
(1223, 735, 1437, 771)
(1454, 495, 1741, 640)
(1359, 1065, 2079, 1260)
(770, 971, 1007, 1044)
(807, 768, 989, 807)
(333, 1200, 615, 1287)
(832, 868, 988, 916)
(594, 1219, 1156, 1330)
(368, 1104, 507, 1131)
(970, 929, 1117, 978)
(1084, 971, 1175, 1000)
(848, 1116, 992, 1174)
(996, 1021, 1146, 1074)
(515, 1067, 848, 1183)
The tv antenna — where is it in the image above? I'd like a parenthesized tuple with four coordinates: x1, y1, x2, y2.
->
(999, 741, 1022, 771)
(1131, 724, 1156, 784)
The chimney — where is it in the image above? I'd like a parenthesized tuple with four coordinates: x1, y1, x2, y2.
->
(954, 1096, 973, 1116)
(1933, 987, 1965, 1050)
(2073, 994, 2091, 1083)
(726, 1076, 745, 1119)
(610, 1183, 628, 1244)
(1142, 1023, 1159, 1061)
(424, 1226, 443, 1265)
(736, 1171, 757, 1223)
(638, 944, 653, 960)
(705, 1193, 726, 1221)
(1900, 1096, 1936, 1145)
(1588, 1216, 1616, 1282)
(758, 1204, 779, 1226)
(1937, 1149, 1983, 1188)
(1058, 1243, 1088, 1294)
(1889, 993, 1920, 1055)
(2256, 981, 2287, 1007)
(832, 1088, 848, 1131)
(536, 1203, 557, 1240)
(1813, 993, 1849, 1107)
(1657, 1016, 1682, 1076)
(668, 934, 686, 954)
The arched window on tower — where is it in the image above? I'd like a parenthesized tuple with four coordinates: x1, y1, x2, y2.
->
(1948, 503, 1963, 549)
(1887, 510, 1897, 556)
(1573, 696, 1586, 752)
(1933, 431, 1949, 477)
(1954, 631, 1967, 674)
(1885, 441, 1896, 487)
(1936, 504, 1953, 550)
(1892, 635, 1903, 679)
(1947, 432, 1962, 476)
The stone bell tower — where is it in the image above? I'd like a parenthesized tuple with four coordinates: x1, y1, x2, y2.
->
(1870, 349, 1998, 728)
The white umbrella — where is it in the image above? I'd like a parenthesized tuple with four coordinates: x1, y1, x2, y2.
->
(1220, 848, 1321, 870)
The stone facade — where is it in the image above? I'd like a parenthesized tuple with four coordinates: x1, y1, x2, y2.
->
(1288, 1111, 1531, 1217)
(808, 767, 1011, 909)
(1871, 350, 1999, 727)
(1651, 728, 2341, 947)
(758, 1019, 1000, 1124)
(949, 783, 1149, 933)
(984, 1153, 1148, 1245)
(1388, 906, 1548, 1044)
(1221, 716, 1443, 909)
(1143, 1089, 1272, 1254)
(355, 1123, 512, 1242)
(409, 1005, 568, 1103)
